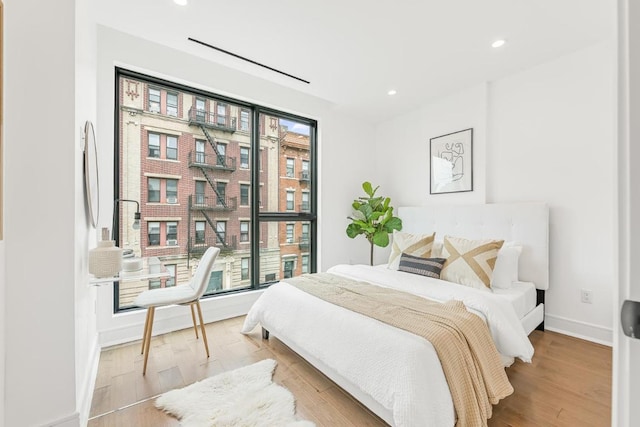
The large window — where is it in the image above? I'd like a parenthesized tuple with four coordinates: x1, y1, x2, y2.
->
(167, 92, 178, 117)
(148, 133, 160, 158)
(166, 135, 178, 160)
(114, 68, 317, 311)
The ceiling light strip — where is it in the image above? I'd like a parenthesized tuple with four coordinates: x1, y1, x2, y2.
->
(187, 37, 310, 84)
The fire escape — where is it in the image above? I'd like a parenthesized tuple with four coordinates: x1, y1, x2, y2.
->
(187, 107, 238, 258)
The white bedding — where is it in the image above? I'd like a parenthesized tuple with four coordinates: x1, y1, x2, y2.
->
(241, 264, 534, 427)
(492, 281, 537, 319)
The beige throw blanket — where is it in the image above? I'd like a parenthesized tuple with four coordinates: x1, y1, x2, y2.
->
(286, 273, 513, 427)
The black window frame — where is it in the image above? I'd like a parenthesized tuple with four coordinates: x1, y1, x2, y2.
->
(114, 67, 318, 313)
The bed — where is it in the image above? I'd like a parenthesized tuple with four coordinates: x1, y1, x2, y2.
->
(241, 202, 549, 426)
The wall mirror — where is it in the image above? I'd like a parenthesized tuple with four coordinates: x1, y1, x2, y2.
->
(84, 120, 100, 227)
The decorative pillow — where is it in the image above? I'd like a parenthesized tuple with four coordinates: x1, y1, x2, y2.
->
(431, 240, 444, 258)
(491, 242, 523, 289)
(387, 230, 435, 270)
(441, 235, 505, 290)
(398, 254, 447, 279)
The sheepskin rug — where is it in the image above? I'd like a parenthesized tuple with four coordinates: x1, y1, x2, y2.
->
(155, 359, 315, 427)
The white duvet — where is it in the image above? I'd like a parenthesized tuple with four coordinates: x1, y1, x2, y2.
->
(241, 264, 534, 427)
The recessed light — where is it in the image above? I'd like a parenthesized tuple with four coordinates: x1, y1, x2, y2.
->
(174, 0, 188, 5)
(388, 90, 397, 96)
(491, 39, 506, 48)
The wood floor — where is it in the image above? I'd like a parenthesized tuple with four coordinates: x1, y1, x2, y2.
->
(89, 316, 612, 427)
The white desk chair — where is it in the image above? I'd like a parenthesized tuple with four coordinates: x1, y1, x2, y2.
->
(134, 247, 220, 375)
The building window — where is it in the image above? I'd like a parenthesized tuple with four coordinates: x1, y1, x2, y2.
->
(216, 143, 226, 167)
(195, 98, 206, 122)
(301, 160, 309, 180)
(206, 271, 223, 293)
(283, 260, 295, 279)
(286, 191, 294, 211)
(195, 221, 205, 244)
(301, 192, 310, 211)
(240, 109, 250, 131)
(240, 221, 249, 242)
(166, 179, 178, 203)
(241, 258, 249, 280)
(301, 223, 309, 243)
(286, 224, 294, 244)
(195, 140, 205, 163)
(286, 158, 294, 177)
(216, 102, 227, 126)
(240, 184, 249, 206)
(195, 181, 205, 205)
(166, 222, 178, 244)
(166, 264, 176, 287)
(216, 221, 226, 244)
(166, 135, 178, 160)
(240, 147, 249, 169)
(265, 273, 276, 282)
(216, 182, 227, 206)
(167, 92, 178, 117)
(148, 222, 160, 246)
(302, 255, 309, 274)
(148, 178, 160, 202)
(148, 133, 160, 158)
(149, 280, 161, 289)
(148, 87, 160, 113)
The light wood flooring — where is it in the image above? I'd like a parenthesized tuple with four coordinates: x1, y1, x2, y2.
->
(89, 316, 611, 426)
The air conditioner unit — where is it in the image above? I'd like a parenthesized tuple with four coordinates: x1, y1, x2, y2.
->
(166, 239, 178, 246)
(167, 196, 177, 204)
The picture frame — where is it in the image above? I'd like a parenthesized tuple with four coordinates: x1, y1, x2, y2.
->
(430, 128, 473, 194)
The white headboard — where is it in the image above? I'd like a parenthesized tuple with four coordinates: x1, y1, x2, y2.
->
(398, 203, 549, 290)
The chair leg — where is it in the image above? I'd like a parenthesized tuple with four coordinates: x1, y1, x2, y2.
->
(190, 303, 199, 339)
(195, 301, 210, 358)
(141, 308, 152, 355)
(142, 306, 155, 376)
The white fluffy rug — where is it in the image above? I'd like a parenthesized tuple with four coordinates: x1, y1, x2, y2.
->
(155, 359, 315, 427)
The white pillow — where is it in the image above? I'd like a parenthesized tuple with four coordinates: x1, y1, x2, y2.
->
(431, 240, 444, 258)
(490, 242, 523, 289)
(387, 230, 435, 270)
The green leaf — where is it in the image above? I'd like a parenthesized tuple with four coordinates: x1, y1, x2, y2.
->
(359, 203, 373, 219)
(346, 223, 362, 238)
(384, 216, 403, 232)
(352, 201, 362, 210)
(351, 210, 366, 221)
(372, 230, 390, 247)
(362, 181, 373, 196)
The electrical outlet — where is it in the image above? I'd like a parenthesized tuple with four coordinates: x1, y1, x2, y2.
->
(581, 289, 593, 304)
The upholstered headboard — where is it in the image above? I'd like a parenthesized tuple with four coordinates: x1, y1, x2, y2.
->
(398, 203, 549, 290)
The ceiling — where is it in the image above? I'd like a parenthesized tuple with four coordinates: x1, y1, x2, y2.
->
(95, 0, 614, 123)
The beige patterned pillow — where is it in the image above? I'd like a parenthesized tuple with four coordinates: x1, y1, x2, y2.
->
(387, 230, 435, 270)
(441, 235, 505, 290)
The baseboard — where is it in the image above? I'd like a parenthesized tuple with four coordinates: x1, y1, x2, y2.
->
(78, 335, 101, 427)
(545, 313, 613, 346)
(39, 412, 80, 427)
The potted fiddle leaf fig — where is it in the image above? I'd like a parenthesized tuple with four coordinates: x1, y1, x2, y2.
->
(346, 181, 402, 265)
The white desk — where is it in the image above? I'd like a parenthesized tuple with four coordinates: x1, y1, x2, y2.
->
(88, 256, 170, 286)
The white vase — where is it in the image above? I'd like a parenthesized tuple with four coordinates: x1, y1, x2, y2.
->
(89, 240, 123, 278)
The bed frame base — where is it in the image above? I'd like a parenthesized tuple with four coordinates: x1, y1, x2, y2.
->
(535, 290, 545, 331)
(262, 327, 270, 340)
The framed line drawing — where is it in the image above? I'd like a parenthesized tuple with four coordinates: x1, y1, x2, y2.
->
(430, 128, 473, 194)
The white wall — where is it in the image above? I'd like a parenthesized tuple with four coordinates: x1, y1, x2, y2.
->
(488, 41, 615, 344)
(374, 41, 616, 344)
(372, 84, 488, 264)
(4, 0, 80, 426)
(94, 26, 375, 345)
(0, 241, 5, 427)
(75, 0, 100, 425)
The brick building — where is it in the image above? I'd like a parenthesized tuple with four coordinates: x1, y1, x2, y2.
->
(115, 76, 310, 307)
